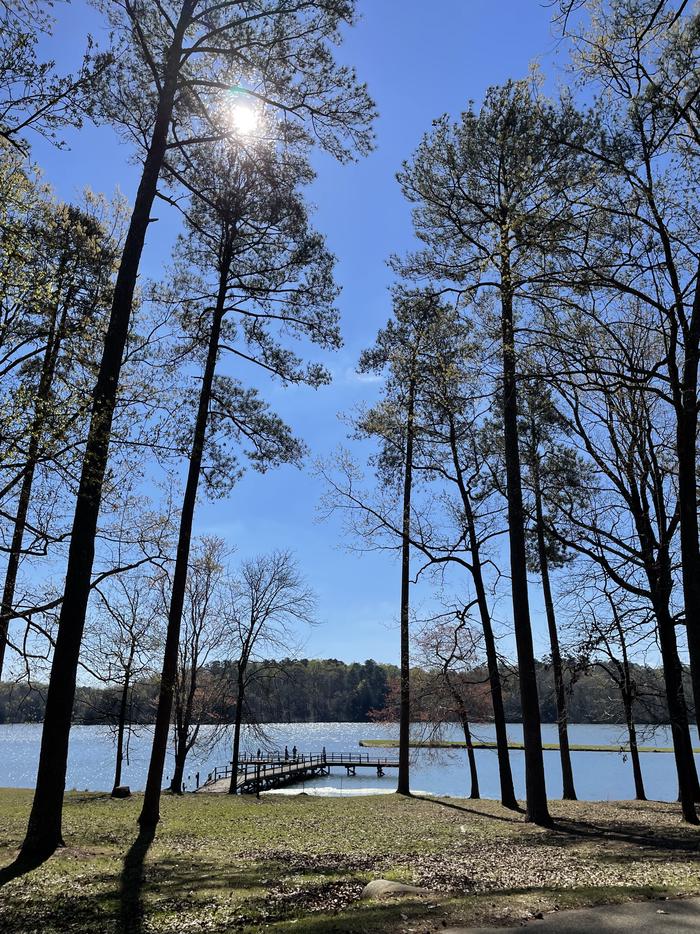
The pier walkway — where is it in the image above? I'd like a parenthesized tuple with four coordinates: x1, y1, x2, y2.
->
(199, 751, 400, 794)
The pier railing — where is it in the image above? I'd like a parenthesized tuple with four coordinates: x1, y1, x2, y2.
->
(203, 750, 400, 787)
(206, 753, 327, 787)
(237, 751, 395, 765)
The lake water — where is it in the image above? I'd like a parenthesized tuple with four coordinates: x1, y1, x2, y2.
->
(0, 722, 694, 801)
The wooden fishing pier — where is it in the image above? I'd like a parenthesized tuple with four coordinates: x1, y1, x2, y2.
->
(199, 751, 400, 794)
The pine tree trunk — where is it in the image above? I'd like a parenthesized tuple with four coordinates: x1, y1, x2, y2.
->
(139, 247, 231, 829)
(397, 374, 416, 796)
(15, 9, 193, 866)
(500, 250, 550, 826)
(0, 445, 40, 680)
(677, 384, 700, 738)
(533, 478, 576, 800)
(448, 423, 517, 808)
(467, 544, 516, 805)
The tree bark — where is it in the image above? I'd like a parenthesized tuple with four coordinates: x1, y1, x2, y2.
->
(477, 606, 518, 807)
(500, 248, 550, 826)
(139, 245, 230, 829)
(169, 731, 187, 794)
(169, 644, 200, 795)
(397, 373, 416, 796)
(677, 368, 700, 737)
(629, 466, 698, 821)
(622, 689, 645, 801)
(653, 597, 698, 823)
(228, 669, 246, 795)
(457, 705, 479, 799)
(0, 285, 70, 679)
(112, 668, 132, 795)
(447, 420, 517, 808)
(533, 474, 576, 801)
(611, 612, 646, 801)
(15, 6, 194, 867)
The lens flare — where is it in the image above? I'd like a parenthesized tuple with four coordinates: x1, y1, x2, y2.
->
(230, 102, 259, 136)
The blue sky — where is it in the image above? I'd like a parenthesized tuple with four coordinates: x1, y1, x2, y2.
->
(36, 1, 564, 664)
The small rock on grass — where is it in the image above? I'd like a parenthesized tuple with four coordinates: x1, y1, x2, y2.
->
(361, 879, 431, 900)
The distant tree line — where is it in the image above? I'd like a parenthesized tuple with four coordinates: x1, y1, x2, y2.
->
(0, 657, 686, 727)
(0, 658, 396, 724)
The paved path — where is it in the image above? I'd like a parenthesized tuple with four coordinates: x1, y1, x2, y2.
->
(446, 897, 700, 932)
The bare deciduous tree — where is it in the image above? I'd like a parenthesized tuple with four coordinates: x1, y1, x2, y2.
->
(87, 572, 162, 796)
(226, 551, 315, 793)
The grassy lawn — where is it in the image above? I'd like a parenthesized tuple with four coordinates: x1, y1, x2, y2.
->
(0, 789, 699, 932)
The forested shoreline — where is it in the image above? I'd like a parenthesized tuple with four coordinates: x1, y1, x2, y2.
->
(0, 657, 686, 727)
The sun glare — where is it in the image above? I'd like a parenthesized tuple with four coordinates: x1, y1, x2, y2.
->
(230, 102, 260, 136)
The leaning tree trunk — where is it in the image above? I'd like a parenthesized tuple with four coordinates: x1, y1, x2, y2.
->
(466, 535, 517, 805)
(533, 475, 576, 801)
(13, 10, 193, 868)
(139, 245, 231, 829)
(500, 250, 550, 827)
(448, 421, 517, 808)
(477, 602, 518, 808)
(0, 292, 69, 680)
(455, 700, 479, 800)
(228, 671, 246, 795)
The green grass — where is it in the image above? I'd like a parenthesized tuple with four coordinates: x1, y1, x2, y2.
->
(360, 738, 700, 753)
(0, 788, 699, 932)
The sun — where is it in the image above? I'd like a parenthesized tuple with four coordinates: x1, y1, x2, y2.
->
(230, 102, 260, 136)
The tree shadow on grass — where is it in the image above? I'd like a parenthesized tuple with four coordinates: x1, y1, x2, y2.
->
(548, 815, 700, 853)
(0, 842, 55, 886)
(0, 794, 119, 888)
(0, 857, 44, 886)
(414, 794, 700, 855)
(118, 825, 155, 934)
(413, 794, 525, 823)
